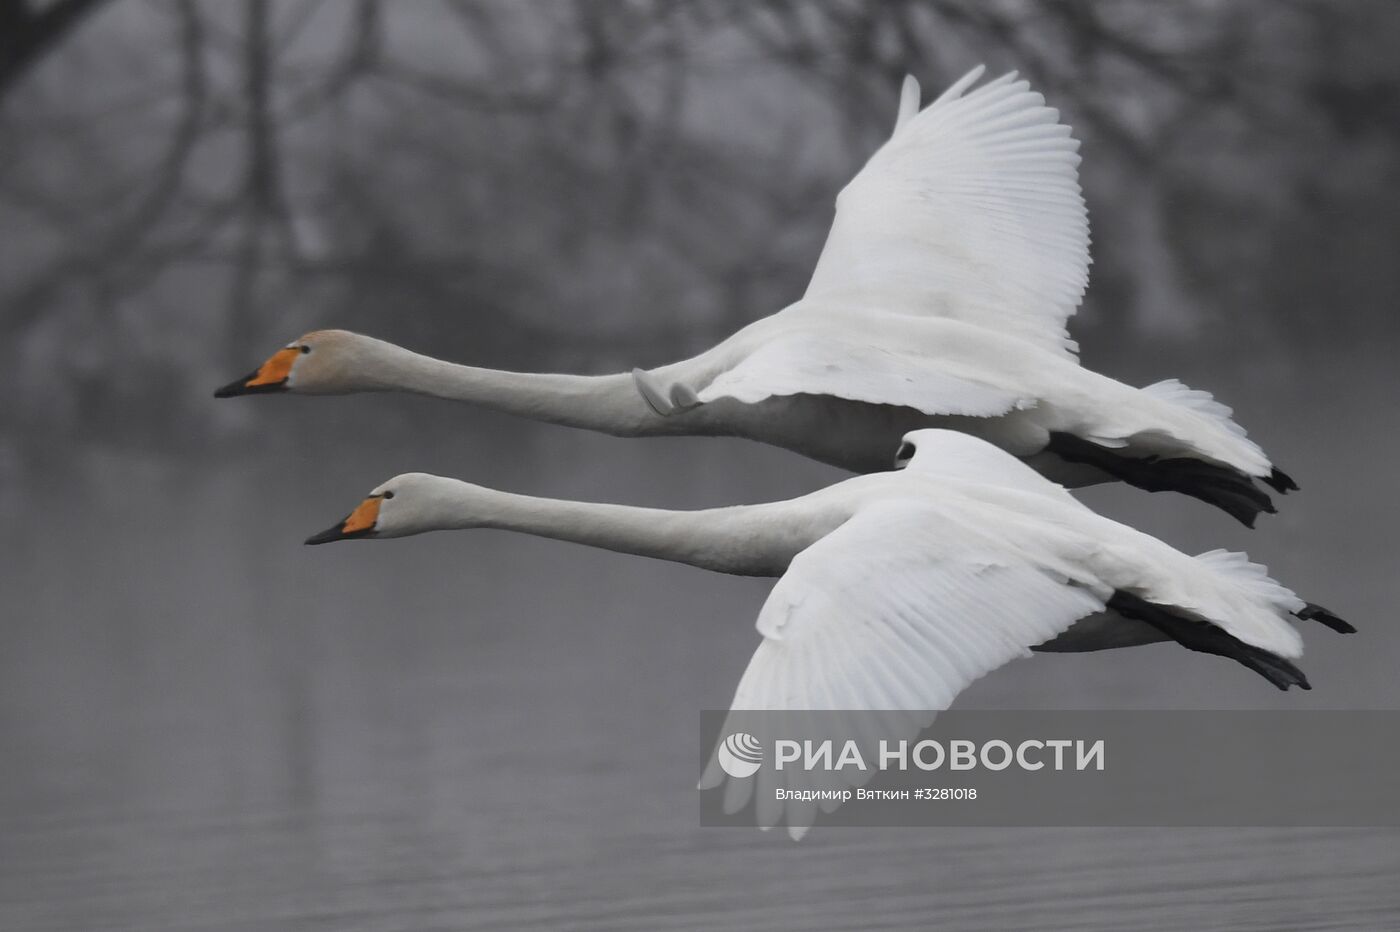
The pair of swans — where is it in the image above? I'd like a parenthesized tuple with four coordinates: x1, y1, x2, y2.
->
(218, 68, 1347, 838)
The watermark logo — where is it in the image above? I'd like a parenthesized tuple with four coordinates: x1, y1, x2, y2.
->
(717, 732, 764, 778)
(702, 711, 1400, 829)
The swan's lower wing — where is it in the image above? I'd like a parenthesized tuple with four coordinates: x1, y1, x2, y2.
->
(693, 333, 1032, 418)
(699, 501, 1106, 839)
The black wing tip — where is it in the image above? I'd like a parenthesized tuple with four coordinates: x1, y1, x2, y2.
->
(1297, 602, 1356, 634)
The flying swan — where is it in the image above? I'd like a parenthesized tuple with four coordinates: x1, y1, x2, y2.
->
(218, 66, 1293, 526)
(304, 429, 1349, 838)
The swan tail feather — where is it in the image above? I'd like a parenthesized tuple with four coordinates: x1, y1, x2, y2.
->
(1140, 378, 1281, 483)
(1141, 378, 1243, 434)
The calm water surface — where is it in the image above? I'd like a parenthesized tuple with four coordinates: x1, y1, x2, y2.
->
(3, 411, 1398, 930)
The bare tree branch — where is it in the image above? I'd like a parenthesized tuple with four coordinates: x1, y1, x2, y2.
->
(0, 0, 107, 104)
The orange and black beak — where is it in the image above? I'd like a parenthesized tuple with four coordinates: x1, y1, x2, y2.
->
(214, 347, 301, 398)
(305, 494, 384, 545)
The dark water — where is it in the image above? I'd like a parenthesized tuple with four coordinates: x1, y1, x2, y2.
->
(3, 387, 1399, 929)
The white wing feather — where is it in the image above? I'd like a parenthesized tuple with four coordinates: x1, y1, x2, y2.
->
(892, 74, 921, 135)
(700, 501, 1107, 838)
(695, 331, 1030, 418)
(803, 67, 1090, 358)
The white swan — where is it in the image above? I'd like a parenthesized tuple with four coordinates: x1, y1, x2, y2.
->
(218, 67, 1294, 525)
(304, 429, 1349, 838)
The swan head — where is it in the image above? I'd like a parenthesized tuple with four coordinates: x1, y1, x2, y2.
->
(305, 473, 464, 544)
(214, 330, 393, 397)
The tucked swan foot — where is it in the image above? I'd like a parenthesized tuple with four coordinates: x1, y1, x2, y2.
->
(1046, 432, 1277, 528)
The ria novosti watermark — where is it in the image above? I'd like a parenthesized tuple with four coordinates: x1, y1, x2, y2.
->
(752, 735, 1105, 775)
(700, 711, 1400, 832)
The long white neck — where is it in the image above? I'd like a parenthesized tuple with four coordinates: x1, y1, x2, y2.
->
(360, 343, 681, 437)
(418, 482, 845, 576)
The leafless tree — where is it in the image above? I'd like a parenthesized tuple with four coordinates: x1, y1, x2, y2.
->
(0, 0, 107, 102)
(0, 0, 1395, 467)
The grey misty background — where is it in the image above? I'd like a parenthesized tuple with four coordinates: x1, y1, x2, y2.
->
(2, 1, 1399, 929)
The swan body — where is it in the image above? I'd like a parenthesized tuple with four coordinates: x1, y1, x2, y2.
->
(307, 429, 1349, 836)
(637, 301, 1273, 483)
(219, 67, 1293, 524)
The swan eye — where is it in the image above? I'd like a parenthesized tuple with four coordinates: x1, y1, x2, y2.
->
(382, 491, 395, 499)
(896, 441, 915, 462)
(299, 345, 311, 354)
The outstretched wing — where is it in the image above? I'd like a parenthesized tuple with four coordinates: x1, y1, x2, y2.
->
(803, 67, 1090, 358)
(699, 500, 1107, 839)
(692, 330, 1031, 418)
